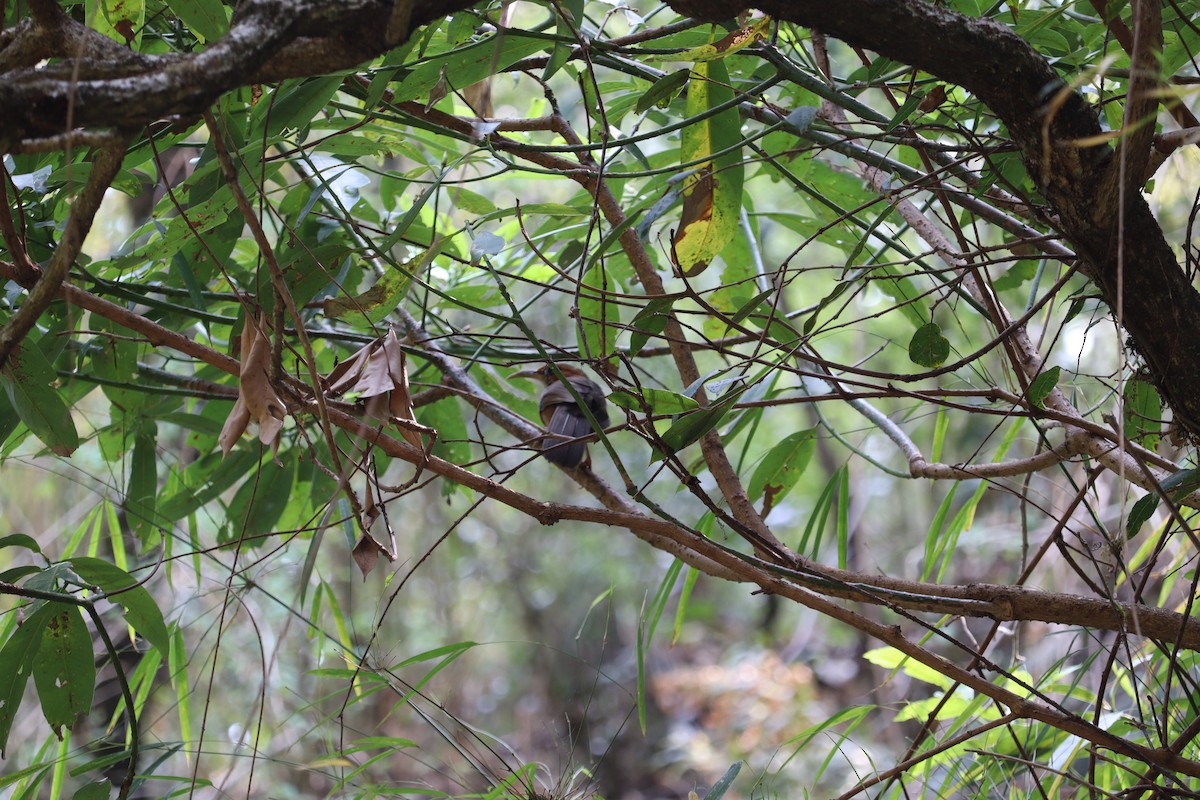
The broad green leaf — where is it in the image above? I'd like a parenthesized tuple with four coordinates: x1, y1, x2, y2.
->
(447, 187, 496, 215)
(672, 55, 744, 276)
(0, 604, 51, 756)
(577, 264, 619, 364)
(609, 387, 699, 415)
(748, 428, 817, 516)
(225, 452, 298, 545)
(71, 781, 113, 800)
(170, 0, 228, 42)
(1124, 378, 1162, 451)
(69, 557, 170, 656)
(418, 398, 471, 465)
(864, 646, 955, 690)
(907, 322, 950, 368)
(252, 75, 343, 138)
(32, 603, 95, 737)
(0, 343, 79, 456)
(392, 32, 548, 104)
(1027, 365, 1060, 409)
(87, 0, 144, 47)
(0, 534, 41, 554)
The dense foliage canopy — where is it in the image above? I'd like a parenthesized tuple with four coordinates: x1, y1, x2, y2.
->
(5, 0, 1200, 797)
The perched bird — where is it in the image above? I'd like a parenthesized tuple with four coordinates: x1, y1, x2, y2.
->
(511, 363, 610, 467)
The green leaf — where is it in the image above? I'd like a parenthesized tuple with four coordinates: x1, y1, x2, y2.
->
(0, 534, 41, 554)
(1027, 365, 1060, 409)
(69, 557, 170, 656)
(578, 263, 619, 363)
(418, 398, 471, 466)
(0, 604, 51, 756)
(393, 32, 548, 104)
(170, 0, 228, 42)
(652, 386, 743, 462)
(225, 452, 298, 545)
(447, 187, 496, 215)
(88, 0, 144, 47)
(907, 322, 950, 368)
(609, 387, 699, 415)
(703, 761, 743, 800)
(673, 55, 744, 276)
(747, 428, 817, 516)
(636, 70, 690, 114)
(127, 421, 159, 547)
(661, 17, 770, 62)
(0, 343, 79, 456)
(1126, 493, 1159, 539)
(32, 602, 95, 737)
(628, 296, 674, 356)
(1124, 378, 1162, 451)
(252, 75, 343, 138)
(71, 781, 113, 800)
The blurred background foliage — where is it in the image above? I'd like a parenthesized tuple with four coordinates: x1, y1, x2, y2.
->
(3, 0, 1200, 797)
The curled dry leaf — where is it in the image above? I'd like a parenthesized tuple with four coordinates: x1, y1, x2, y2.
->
(219, 320, 286, 456)
(325, 329, 423, 447)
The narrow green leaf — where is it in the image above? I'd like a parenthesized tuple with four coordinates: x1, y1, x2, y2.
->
(653, 398, 735, 461)
(0, 604, 51, 756)
(32, 603, 94, 737)
(748, 428, 817, 516)
(1126, 493, 1159, 539)
(628, 296, 675, 356)
(703, 761, 743, 800)
(907, 322, 950, 368)
(662, 17, 770, 62)
(127, 421, 159, 547)
(69, 557, 170, 656)
(836, 465, 850, 569)
(885, 90, 925, 132)
(1027, 365, 1060, 409)
(609, 387, 699, 415)
(635, 69, 690, 114)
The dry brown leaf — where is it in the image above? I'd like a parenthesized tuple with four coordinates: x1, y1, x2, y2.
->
(352, 534, 386, 578)
(219, 319, 286, 456)
(325, 329, 422, 447)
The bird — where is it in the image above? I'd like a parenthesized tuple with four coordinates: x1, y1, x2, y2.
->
(511, 363, 610, 467)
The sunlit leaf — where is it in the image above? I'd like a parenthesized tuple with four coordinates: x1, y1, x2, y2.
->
(672, 54, 744, 276)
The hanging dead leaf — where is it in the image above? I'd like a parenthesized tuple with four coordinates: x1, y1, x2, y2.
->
(219, 319, 286, 456)
(325, 329, 424, 448)
(352, 534, 387, 578)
